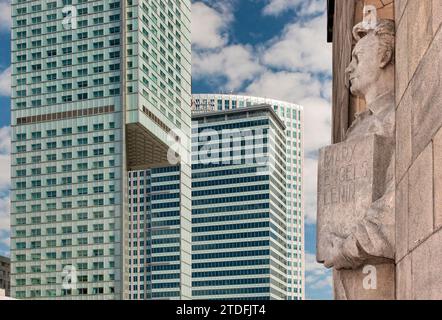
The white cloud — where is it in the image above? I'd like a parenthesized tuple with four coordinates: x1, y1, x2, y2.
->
(0, 195, 9, 232)
(0, 126, 10, 154)
(301, 98, 331, 224)
(263, 0, 325, 17)
(301, 97, 331, 156)
(262, 13, 332, 74)
(193, 45, 264, 90)
(305, 252, 332, 297)
(0, 127, 11, 252)
(245, 71, 322, 103)
(0, 154, 10, 191)
(0, 127, 10, 191)
(192, 2, 232, 50)
(0, 66, 11, 97)
(191, 1, 263, 90)
(301, 0, 327, 16)
(0, 0, 11, 31)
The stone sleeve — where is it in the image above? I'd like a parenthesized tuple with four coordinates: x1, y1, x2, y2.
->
(338, 182, 395, 269)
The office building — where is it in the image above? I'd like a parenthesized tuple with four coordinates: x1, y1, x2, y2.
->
(192, 94, 304, 299)
(128, 166, 189, 300)
(191, 105, 288, 300)
(0, 255, 10, 297)
(10, 0, 191, 299)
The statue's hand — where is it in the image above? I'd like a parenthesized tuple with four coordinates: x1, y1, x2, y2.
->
(323, 235, 354, 270)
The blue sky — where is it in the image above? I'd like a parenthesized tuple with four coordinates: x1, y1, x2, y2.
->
(0, 0, 333, 299)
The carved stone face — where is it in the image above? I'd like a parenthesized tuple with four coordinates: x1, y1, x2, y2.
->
(345, 34, 384, 97)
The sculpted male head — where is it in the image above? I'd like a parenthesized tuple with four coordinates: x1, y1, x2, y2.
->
(345, 19, 395, 101)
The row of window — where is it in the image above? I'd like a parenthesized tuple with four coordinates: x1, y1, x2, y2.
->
(192, 231, 269, 243)
(14, 34, 120, 53)
(149, 255, 180, 263)
(14, 1, 120, 15)
(149, 192, 180, 201)
(14, 211, 111, 225)
(16, 275, 113, 288)
(16, 160, 115, 175)
(192, 259, 271, 270)
(16, 59, 120, 78)
(192, 268, 271, 279)
(192, 203, 270, 215)
(192, 249, 270, 261)
(15, 88, 121, 107)
(15, 26, 121, 50)
(129, 166, 180, 177)
(15, 84, 121, 107)
(193, 119, 269, 134)
(192, 183, 269, 197)
(192, 240, 270, 252)
(13, 198, 117, 214)
(14, 167, 116, 185)
(191, 152, 270, 167)
(193, 193, 270, 207)
(193, 277, 270, 288)
(15, 248, 114, 262)
(16, 134, 115, 152)
(16, 140, 116, 154)
(129, 182, 179, 192)
(15, 123, 116, 141)
(191, 175, 269, 189)
(192, 212, 269, 225)
(15, 223, 112, 237)
(192, 287, 270, 297)
(15, 172, 116, 189)
(14, 236, 117, 251)
(16, 158, 112, 173)
(15, 286, 114, 299)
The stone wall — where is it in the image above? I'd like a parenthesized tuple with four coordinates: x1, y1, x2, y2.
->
(395, 0, 442, 300)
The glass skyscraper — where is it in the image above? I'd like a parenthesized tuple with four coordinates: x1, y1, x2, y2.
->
(128, 166, 188, 300)
(10, 0, 191, 299)
(191, 105, 288, 300)
(192, 94, 304, 300)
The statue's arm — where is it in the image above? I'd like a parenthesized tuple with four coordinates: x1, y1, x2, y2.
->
(325, 183, 395, 270)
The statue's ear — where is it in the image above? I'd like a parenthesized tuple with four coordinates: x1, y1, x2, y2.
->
(380, 48, 393, 68)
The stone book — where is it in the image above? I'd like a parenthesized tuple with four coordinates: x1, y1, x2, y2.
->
(317, 134, 393, 262)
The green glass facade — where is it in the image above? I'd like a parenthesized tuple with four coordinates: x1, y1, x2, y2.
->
(10, 0, 191, 300)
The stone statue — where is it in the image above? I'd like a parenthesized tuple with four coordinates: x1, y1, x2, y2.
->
(345, 19, 395, 141)
(317, 19, 396, 299)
